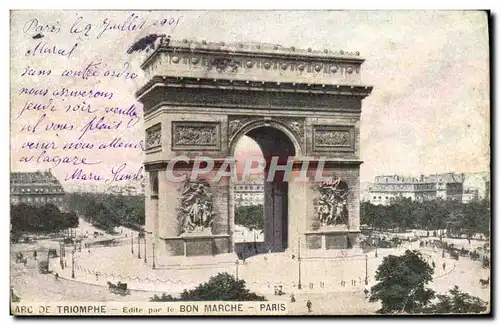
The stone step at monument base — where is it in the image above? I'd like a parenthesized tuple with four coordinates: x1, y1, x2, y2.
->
(155, 252, 239, 268)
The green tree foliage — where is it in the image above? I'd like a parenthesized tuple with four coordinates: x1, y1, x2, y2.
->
(150, 273, 266, 301)
(10, 203, 79, 233)
(235, 205, 264, 230)
(66, 192, 145, 232)
(422, 286, 488, 314)
(361, 198, 490, 237)
(369, 250, 435, 314)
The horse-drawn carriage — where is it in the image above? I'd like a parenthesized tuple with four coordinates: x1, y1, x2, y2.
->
(449, 249, 460, 260)
(470, 251, 480, 261)
(107, 281, 130, 295)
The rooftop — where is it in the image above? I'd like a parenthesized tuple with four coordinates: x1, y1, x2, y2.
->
(166, 38, 361, 58)
(374, 173, 465, 184)
(11, 170, 63, 187)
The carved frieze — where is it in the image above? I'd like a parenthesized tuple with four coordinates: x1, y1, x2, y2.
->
(312, 125, 355, 152)
(209, 58, 241, 73)
(282, 118, 305, 145)
(172, 122, 220, 151)
(145, 123, 161, 150)
(228, 116, 259, 139)
(157, 52, 360, 77)
(314, 179, 349, 227)
(178, 180, 214, 235)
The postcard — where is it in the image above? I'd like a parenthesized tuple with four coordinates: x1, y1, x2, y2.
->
(10, 10, 490, 316)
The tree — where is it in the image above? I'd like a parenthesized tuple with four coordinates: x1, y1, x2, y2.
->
(369, 250, 435, 314)
(68, 192, 145, 232)
(423, 286, 488, 314)
(360, 198, 490, 238)
(150, 273, 266, 301)
(10, 203, 79, 233)
(235, 205, 264, 231)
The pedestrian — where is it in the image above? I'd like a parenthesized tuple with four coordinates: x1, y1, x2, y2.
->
(354, 280, 356, 286)
(364, 287, 369, 298)
(432, 261, 435, 268)
(442, 262, 446, 271)
(33, 250, 37, 260)
(290, 294, 296, 303)
(306, 300, 312, 313)
(55, 273, 59, 280)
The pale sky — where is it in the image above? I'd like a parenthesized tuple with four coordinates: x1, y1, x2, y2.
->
(10, 10, 490, 189)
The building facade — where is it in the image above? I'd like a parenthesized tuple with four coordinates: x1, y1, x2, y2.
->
(368, 173, 465, 205)
(234, 182, 264, 207)
(10, 171, 66, 211)
(462, 188, 479, 204)
(463, 172, 490, 201)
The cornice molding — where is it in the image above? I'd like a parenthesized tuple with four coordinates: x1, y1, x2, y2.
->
(136, 76, 373, 100)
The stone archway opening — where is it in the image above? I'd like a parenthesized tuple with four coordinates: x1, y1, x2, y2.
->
(232, 125, 297, 256)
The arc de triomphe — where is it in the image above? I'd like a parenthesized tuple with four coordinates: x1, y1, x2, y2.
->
(136, 39, 373, 258)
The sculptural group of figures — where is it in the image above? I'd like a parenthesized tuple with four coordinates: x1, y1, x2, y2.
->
(316, 179, 349, 226)
(175, 126, 216, 145)
(179, 180, 214, 233)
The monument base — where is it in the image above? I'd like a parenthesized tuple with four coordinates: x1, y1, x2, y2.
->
(305, 229, 361, 253)
(160, 231, 231, 256)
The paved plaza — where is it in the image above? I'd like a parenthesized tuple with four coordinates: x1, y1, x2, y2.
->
(11, 232, 490, 314)
(10, 219, 490, 313)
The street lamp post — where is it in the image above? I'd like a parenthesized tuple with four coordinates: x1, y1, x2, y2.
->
(131, 235, 134, 254)
(59, 242, 63, 269)
(235, 260, 239, 280)
(47, 250, 50, 273)
(138, 234, 141, 259)
(298, 237, 302, 290)
(71, 249, 75, 279)
(365, 254, 368, 285)
(254, 230, 258, 253)
(144, 237, 147, 263)
(152, 243, 156, 269)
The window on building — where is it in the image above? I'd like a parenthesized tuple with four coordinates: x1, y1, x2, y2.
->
(150, 171, 159, 197)
(373, 196, 376, 199)
(378, 196, 382, 199)
(385, 196, 388, 199)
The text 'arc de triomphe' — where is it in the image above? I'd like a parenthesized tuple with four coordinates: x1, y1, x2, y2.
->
(136, 39, 373, 257)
